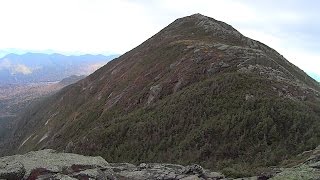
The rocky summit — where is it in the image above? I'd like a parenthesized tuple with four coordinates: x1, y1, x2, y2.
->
(0, 146, 319, 180)
(2, 13, 320, 178)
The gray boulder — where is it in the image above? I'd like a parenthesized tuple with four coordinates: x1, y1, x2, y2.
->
(0, 149, 109, 179)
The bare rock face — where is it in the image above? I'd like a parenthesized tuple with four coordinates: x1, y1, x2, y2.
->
(0, 161, 25, 180)
(112, 163, 225, 180)
(0, 149, 226, 180)
(0, 149, 109, 179)
(147, 84, 162, 105)
(1, 148, 320, 179)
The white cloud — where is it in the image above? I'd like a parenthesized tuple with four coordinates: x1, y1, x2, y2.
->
(0, 59, 33, 75)
(0, 59, 12, 70)
(12, 64, 33, 75)
(0, 0, 156, 54)
(284, 51, 320, 74)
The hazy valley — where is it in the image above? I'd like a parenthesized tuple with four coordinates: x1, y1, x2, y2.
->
(0, 53, 117, 145)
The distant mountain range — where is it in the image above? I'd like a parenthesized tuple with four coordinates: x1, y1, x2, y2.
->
(0, 49, 114, 59)
(0, 53, 118, 84)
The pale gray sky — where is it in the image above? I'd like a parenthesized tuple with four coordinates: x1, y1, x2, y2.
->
(0, 0, 319, 80)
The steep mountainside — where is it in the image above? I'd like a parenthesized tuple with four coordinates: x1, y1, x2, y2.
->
(5, 14, 320, 176)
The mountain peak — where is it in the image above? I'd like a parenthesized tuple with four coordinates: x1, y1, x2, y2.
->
(158, 13, 243, 48)
(3, 14, 320, 177)
(189, 13, 207, 18)
(185, 13, 239, 33)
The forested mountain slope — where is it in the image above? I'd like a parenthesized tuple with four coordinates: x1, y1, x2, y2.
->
(4, 14, 320, 176)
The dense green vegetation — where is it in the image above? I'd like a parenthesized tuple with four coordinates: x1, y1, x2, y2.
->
(0, 116, 13, 141)
(70, 73, 320, 177)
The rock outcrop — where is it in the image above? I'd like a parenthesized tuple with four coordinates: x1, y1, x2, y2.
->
(0, 149, 225, 180)
(271, 145, 320, 180)
(0, 149, 109, 180)
(1, 147, 320, 180)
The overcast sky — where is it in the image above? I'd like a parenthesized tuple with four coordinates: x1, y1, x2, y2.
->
(0, 0, 319, 80)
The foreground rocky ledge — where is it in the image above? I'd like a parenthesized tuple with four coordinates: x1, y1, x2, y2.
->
(0, 148, 319, 180)
(0, 149, 224, 180)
